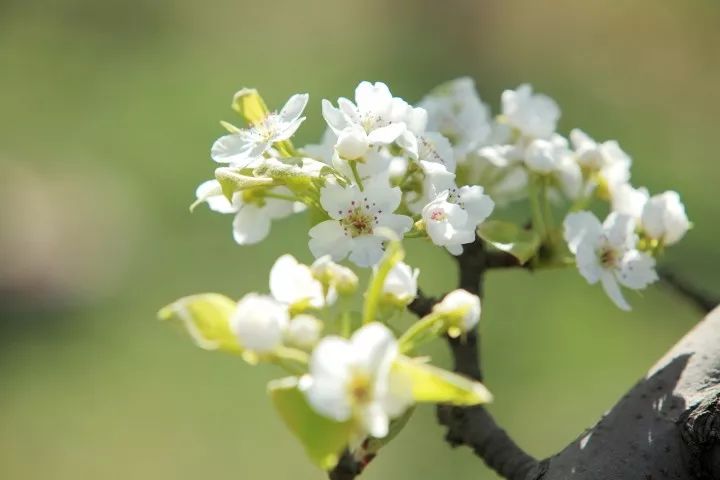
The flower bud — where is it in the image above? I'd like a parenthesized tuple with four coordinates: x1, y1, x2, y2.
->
(433, 289, 481, 338)
(335, 126, 369, 160)
(310, 255, 359, 297)
(641, 191, 690, 246)
(379, 261, 419, 306)
(285, 314, 323, 349)
(231, 293, 289, 353)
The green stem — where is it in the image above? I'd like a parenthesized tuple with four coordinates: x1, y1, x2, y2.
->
(362, 242, 403, 325)
(528, 175, 547, 240)
(350, 161, 364, 192)
(398, 312, 442, 354)
(272, 346, 309, 375)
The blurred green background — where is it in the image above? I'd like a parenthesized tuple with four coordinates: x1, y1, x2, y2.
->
(1, 1, 718, 478)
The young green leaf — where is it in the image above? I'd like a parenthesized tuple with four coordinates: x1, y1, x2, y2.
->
(393, 356, 493, 405)
(158, 293, 241, 353)
(268, 377, 352, 470)
(477, 220, 541, 264)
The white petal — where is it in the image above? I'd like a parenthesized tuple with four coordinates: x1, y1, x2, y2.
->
(355, 81, 392, 116)
(612, 183, 649, 219)
(351, 323, 397, 376)
(231, 293, 288, 352)
(320, 181, 355, 219)
(600, 271, 631, 311)
(617, 250, 658, 290)
(322, 99, 349, 133)
(446, 243, 463, 256)
(232, 205, 271, 245)
(270, 255, 324, 307)
(603, 212, 636, 250)
(348, 235, 385, 267)
(563, 211, 602, 254)
(195, 180, 237, 214)
(377, 213, 413, 236)
(274, 116, 306, 141)
(279, 93, 309, 122)
(211, 133, 255, 165)
(367, 123, 405, 144)
(308, 221, 352, 261)
(575, 240, 602, 284)
(458, 185, 495, 226)
(359, 402, 389, 438)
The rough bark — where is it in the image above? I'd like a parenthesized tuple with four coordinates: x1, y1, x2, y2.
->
(537, 306, 720, 480)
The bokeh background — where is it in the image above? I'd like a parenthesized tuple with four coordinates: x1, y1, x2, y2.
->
(1, 1, 718, 478)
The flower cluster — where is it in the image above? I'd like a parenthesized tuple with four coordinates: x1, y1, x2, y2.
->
(160, 244, 489, 469)
(164, 77, 691, 473)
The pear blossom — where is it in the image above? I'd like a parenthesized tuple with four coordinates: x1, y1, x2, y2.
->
(231, 293, 289, 353)
(570, 129, 631, 193)
(310, 255, 359, 296)
(612, 183, 649, 219)
(501, 84, 560, 139)
(309, 177, 412, 267)
(564, 211, 658, 310)
(405, 160, 456, 214)
(285, 314, 323, 349)
(301, 323, 412, 439)
(641, 191, 690, 246)
(269, 255, 328, 309)
(418, 77, 492, 157)
(433, 289, 481, 335)
(211, 93, 308, 166)
(194, 180, 302, 245)
(380, 261, 419, 305)
(322, 81, 409, 160)
(422, 186, 495, 255)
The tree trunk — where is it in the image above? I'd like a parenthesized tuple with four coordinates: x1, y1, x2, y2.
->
(537, 306, 720, 480)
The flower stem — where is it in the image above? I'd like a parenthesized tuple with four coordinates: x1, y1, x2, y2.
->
(362, 241, 403, 325)
(528, 175, 547, 240)
(398, 312, 442, 354)
(350, 161, 364, 192)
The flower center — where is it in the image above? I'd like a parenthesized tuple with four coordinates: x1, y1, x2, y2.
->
(339, 199, 379, 237)
(599, 246, 619, 268)
(347, 371, 372, 406)
(430, 208, 447, 222)
(253, 115, 280, 141)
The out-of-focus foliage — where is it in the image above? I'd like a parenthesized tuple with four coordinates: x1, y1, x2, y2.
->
(0, 1, 717, 479)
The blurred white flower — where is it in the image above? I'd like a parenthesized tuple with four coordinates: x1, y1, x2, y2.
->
(231, 293, 289, 353)
(433, 289, 482, 336)
(641, 191, 690, 246)
(380, 261, 419, 305)
(285, 314, 323, 349)
(419, 77, 492, 157)
(570, 129, 631, 193)
(211, 93, 308, 165)
(564, 211, 658, 311)
(270, 254, 327, 309)
(611, 183, 649, 219)
(309, 177, 412, 267)
(501, 84, 560, 139)
(301, 323, 412, 439)
(310, 255, 359, 296)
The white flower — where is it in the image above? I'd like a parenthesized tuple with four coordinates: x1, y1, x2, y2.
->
(309, 177, 412, 267)
(269, 254, 327, 309)
(421, 186, 494, 255)
(310, 255, 359, 296)
(422, 191, 474, 255)
(302, 323, 412, 439)
(524, 135, 582, 199)
(570, 129, 631, 192)
(231, 293, 289, 353)
(564, 211, 658, 311)
(211, 93, 308, 166)
(501, 84, 560, 139)
(405, 160, 456, 215)
(389, 97, 428, 158)
(322, 81, 407, 158)
(641, 191, 690, 246)
(419, 77, 492, 157)
(194, 180, 301, 245)
(417, 132, 456, 172)
(612, 183, 649, 219)
(433, 289, 481, 335)
(285, 314, 323, 349)
(380, 261, 419, 305)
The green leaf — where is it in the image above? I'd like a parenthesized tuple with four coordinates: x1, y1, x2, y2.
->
(231, 88, 269, 125)
(477, 220, 541, 264)
(158, 293, 241, 353)
(393, 356, 493, 406)
(268, 378, 352, 470)
(214, 167, 275, 200)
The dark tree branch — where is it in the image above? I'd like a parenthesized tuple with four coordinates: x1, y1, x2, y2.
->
(658, 267, 718, 313)
(433, 238, 542, 480)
